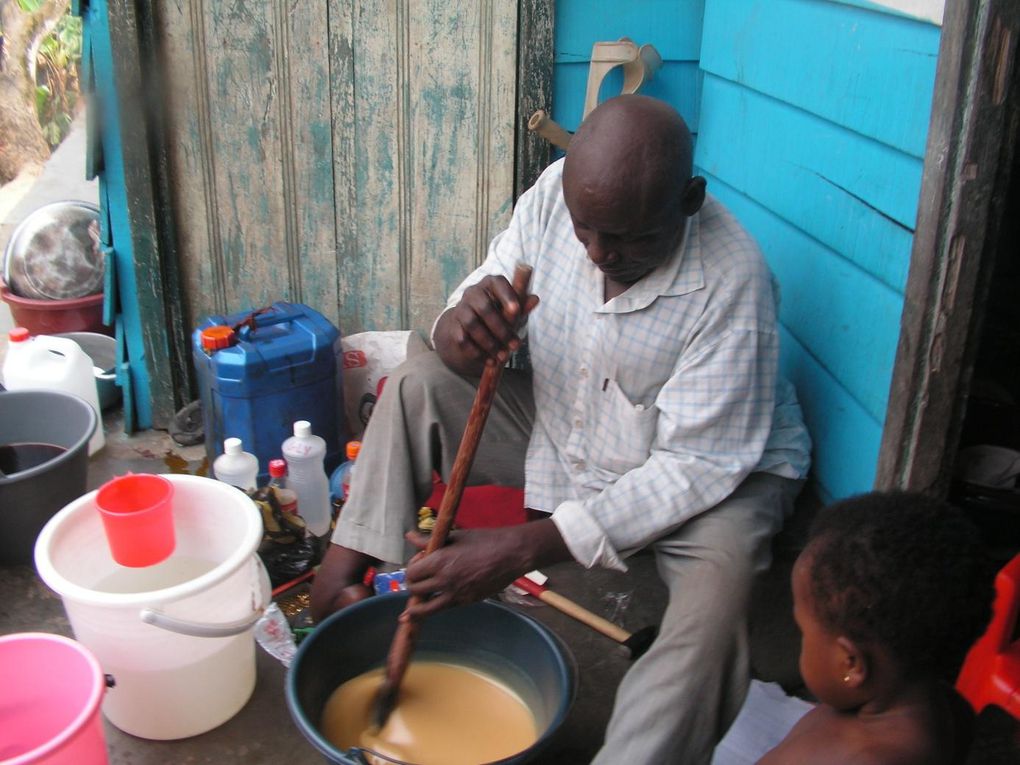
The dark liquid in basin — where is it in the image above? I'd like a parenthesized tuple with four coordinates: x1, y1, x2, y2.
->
(0, 442, 66, 475)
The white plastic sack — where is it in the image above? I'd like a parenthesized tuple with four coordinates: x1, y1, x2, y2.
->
(341, 330, 429, 438)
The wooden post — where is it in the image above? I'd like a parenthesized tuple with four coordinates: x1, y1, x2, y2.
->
(515, 0, 554, 200)
(876, 0, 1020, 493)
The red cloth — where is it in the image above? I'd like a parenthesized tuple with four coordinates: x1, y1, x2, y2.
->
(379, 373, 527, 529)
(423, 476, 527, 529)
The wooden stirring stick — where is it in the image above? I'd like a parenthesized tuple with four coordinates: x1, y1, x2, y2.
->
(372, 263, 534, 729)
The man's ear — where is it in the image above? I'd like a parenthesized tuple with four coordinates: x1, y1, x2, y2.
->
(681, 176, 707, 216)
(836, 635, 869, 688)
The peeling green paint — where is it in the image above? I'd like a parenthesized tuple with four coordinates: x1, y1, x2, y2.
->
(153, 0, 517, 343)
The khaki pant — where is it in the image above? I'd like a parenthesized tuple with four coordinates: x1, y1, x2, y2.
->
(334, 351, 800, 764)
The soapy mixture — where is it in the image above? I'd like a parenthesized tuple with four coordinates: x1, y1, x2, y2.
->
(320, 660, 538, 765)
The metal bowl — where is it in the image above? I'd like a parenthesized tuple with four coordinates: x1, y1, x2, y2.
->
(2, 201, 103, 300)
(55, 331, 120, 410)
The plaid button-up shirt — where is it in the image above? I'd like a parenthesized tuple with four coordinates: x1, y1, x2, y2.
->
(440, 160, 811, 570)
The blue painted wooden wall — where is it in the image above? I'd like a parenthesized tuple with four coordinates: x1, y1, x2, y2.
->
(553, 0, 941, 502)
(552, 0, 705, 135)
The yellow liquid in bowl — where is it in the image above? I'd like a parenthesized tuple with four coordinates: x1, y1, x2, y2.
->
(320, 661, 538, 765)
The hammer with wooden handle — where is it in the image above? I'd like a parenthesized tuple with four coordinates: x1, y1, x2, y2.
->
(512, 572, 658, 660)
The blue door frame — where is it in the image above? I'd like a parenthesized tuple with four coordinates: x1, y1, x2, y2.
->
(76, 0, 180, 431)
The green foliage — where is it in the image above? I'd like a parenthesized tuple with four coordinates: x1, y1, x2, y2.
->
(18, 0, 82, 148)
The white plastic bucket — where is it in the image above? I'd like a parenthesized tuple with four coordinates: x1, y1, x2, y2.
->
(34, 475, 269, 740)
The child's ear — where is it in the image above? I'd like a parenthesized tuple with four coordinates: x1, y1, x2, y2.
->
(835, 636, 869, 687)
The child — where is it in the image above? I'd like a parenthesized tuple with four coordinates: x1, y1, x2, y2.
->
(759, 491, 995, 765)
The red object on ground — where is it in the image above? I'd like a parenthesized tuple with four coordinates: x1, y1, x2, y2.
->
(956, 553, 1020, 719)
(271, 568, 317, 598)
(1, 280, 111, 337)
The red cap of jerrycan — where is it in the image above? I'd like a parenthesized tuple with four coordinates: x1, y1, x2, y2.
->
(8, 327, 30, 343)
(95, 473, 176, 567)
(200, 325, 236, 352)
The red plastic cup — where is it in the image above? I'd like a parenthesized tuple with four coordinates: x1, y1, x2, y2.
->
(95, 473, 175, 567)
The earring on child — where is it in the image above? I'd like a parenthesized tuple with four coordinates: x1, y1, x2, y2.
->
(843, 675, 851, 682)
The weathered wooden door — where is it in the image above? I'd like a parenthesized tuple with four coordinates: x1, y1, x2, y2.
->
(92, 0, 551, 428)
(158, 0, 517, 336)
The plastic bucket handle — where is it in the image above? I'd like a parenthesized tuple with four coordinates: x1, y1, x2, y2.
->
(139, 608, 264, 638)
(138, 556, 271, 638)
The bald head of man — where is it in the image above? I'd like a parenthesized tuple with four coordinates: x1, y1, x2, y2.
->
(562, 95, 706, 293)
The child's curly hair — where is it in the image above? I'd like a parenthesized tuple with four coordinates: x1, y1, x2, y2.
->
(804, 491, 995, 682)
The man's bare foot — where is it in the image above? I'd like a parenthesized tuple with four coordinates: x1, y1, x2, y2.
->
(310, 543, 378, 622)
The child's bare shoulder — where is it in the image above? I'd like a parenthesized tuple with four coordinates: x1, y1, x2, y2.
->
(758, 706, 845, 764)
(758, 705, 947, 765)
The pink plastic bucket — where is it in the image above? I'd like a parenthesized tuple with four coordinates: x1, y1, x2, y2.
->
(95, 473, 175, 567)
(0, 632, 108, 765)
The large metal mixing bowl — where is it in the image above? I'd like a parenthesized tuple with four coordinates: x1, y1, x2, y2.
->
(3, 201, 103, 301)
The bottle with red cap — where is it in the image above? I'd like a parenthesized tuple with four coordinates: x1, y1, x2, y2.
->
(267, 458, 298, 515)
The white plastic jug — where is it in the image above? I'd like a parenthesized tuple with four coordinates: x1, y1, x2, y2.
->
(34, 475, 269, 740)
(2, 328, 105, 455)
(213, 437, 259, 491)
(281, 420, 331, 536)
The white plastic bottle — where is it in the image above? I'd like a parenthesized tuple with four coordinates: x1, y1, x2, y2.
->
(281, 421, 331, 537)
(2, 328, 105, 455)
(212, 437, 259, 491)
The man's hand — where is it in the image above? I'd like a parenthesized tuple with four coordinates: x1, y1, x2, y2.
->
(309, 544, 379, 622)
(434, 274, 539, 377)
(400, 518, 570, 621)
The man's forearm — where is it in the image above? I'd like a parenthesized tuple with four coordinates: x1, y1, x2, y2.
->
(516, 517, 573, 572)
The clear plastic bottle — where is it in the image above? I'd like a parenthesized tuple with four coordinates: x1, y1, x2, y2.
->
(281, 421, 331, 537)
(329, 440, 362, 504)
(2, 328, 105, 455)
(212, 437, 259, 491)
(340, 440, 361, 501)
(328, 440, 361, 523)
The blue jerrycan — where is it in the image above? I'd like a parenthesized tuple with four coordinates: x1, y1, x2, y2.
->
(193, 302, 345, 485)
